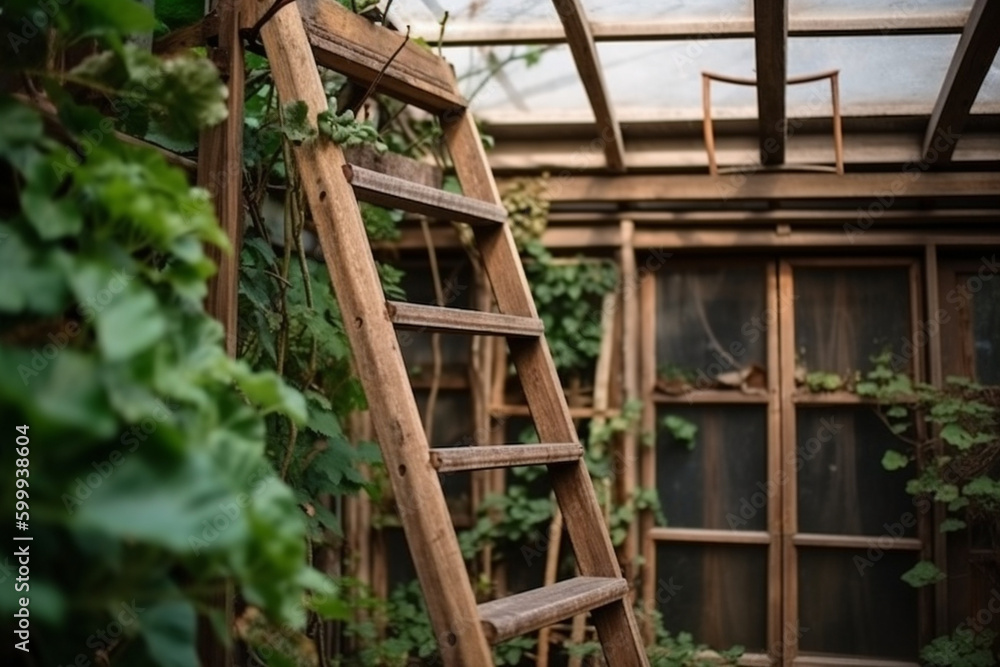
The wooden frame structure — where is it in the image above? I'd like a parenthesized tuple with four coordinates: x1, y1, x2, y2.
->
(172, 0, 1000, 665)
(702, 69, 845, 176)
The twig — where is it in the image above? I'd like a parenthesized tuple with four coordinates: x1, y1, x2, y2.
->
(436, 11, 449, 57)
(351, 25, 410, 116)
(243, 0, 298, 45)
(383, 0, 395, 25)
(279, 421, 299, 480)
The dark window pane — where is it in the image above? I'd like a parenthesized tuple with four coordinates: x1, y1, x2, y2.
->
(415, 391, 472, 520)
(398, 262, 473, 370)
(656, 267, 767, 384)
(656, 543, 767, 652)
(794, 267, 911, 376)
(967, 272, 1000, 385)
(797, 408, 915, 536)
(656, 406, 768, 531)
(798, 548, 918, 659)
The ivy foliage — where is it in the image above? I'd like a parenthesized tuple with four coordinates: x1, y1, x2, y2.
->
(0, 3, 333, 664)
(856, 351, 999, 541)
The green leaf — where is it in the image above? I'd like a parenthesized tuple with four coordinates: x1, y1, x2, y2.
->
(281, 101, 316, 143)
(141, 601, 200, 667)
(881, 450, 909, 471)
(901, 560, 946, 588)
(232, 364, 307, 424)
(74, 452, 248, 552)
(0, 226, 68, 314)
(939, 423, 974, 450)
(939, 518, 967, 533)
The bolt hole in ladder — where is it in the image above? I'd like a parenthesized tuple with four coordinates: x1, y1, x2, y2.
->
(244, 0, 648, 664)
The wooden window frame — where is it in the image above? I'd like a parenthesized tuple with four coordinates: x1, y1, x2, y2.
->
(641, 254, 933, 666)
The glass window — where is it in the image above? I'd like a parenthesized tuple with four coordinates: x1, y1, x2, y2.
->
(794, 267, 911, 377)
(656, 405, 768, 531)
(398, 261, 474, 372)
(656, 543, 768, 652)
(798, 548, 919, 659)
(797, 408, 915, 536)
(966, 272, 1000, 385)
(657, 266, 767, 385)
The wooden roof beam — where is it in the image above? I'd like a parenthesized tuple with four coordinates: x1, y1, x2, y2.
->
(922, 0, 1000, 167)
(753, 0, 788, 166)
(396, 13, 968, 47)
(551, 0, 626, 171)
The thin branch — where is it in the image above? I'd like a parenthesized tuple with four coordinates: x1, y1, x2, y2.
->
(351, 25, 411, 116)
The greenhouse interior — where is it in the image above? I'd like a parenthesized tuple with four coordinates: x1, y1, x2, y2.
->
(1, 0, 999, 665)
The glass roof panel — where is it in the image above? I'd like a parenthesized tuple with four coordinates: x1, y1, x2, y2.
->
(972, 50, 1000, 114)
(597, 40, 758, 120)
(790, 0, 972, 19)
(787, 35, 959, 116)
(387, 0, 558, 28)
(581, 0, 752, 21)
(443, 44, 594, 120)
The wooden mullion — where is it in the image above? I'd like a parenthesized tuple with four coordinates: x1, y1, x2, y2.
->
(766, 261, 783, 661)
(639, 270, 657, 642)
(777, 260, 798, 667)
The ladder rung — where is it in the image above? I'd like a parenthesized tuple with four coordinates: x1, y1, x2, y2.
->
(343, 164, 507, 226)
(430, 443, 582, 473)
(387, 302, 543, 338)
(478, 577, 629, 644)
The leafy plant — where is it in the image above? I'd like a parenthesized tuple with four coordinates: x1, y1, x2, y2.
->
(857, 351, 998, 534)
(0, 4, 333, 663)
(662, 414, 699, 451)
(641, 608, 744, 666)
(523, 241, 619, 377)
(805, 370, 845, 392)
(921, 628, 997, 667)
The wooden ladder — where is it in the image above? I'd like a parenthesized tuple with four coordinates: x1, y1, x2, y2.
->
(245, 1, 648, 664)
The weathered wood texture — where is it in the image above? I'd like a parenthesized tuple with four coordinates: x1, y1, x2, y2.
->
(344, 164, 507, 225)
(541, 172, 1000, 202)
(405, 12, 967, 46)
(922, 0, 1000, 166)
(551, 0, 626, 170)
(199, 0, 245, 358)
(387, 302, 543, 337)
(296, 0, 465, 113)
(753, 0, 788, 165)
(443, 111, 649, 666)
(430, 443, 583, 473)
(478, 577, 628, 644)
(250, 2, 493, 664)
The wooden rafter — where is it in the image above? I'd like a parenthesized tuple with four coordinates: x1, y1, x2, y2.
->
(391, 13, 968, 47)
(922, 0, 1000, 167)
(535, 172, 1000, 203)
(753, 0, 788, 166)
(551, 0, 626, 171)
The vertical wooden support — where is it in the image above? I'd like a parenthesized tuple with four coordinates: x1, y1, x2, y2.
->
(250, 3, 493, 664)
(638, 271, 657, 642)
(200, 0, 245, 357)
(198, 3, 245, 665)
(753, 0, 788, 166)
(765, 263, 783, 659)
(777, 261, 797, 667)
(924, 245, 948, 636)
(619, 221, 640, 575)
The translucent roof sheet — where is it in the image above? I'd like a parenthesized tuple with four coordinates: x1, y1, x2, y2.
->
(386, 0, 1000, 122)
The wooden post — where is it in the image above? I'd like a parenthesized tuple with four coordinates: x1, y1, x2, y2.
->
(619, 221, 640, 575)
(199, 0, 245, 357)
(197, 2, 245, 665)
